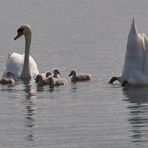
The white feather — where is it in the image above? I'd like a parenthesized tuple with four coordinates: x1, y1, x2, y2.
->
(3, 52, 39, 78)
(3, 25, 39, 80)
(121, 19, 148, 85)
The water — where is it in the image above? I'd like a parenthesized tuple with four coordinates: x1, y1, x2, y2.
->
(0, 0, 148, 147)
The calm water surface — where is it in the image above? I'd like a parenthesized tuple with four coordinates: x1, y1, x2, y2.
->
(0, 0, 148, 148)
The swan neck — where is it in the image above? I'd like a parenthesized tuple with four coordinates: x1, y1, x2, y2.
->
(20, 34, 32, 80)
(25, 35, 31, 56)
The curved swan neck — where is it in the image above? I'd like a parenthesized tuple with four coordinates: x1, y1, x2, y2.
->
(20, 33, 32, 80)
(25, 34, 31, 59)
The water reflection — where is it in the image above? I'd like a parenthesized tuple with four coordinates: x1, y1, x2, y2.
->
(36, 83, 55, 92)
(23, 81, 37, 142)
(123, 86, 148, 144)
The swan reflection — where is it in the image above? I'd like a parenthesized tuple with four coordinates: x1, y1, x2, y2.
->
(23, 81, 37, 141)
(123, 86, 148, 144)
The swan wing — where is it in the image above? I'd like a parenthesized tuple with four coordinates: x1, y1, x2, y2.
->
(3, 53, 23, 78)
(3, 53, 39, 79)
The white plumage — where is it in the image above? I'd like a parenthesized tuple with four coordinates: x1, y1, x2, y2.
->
(4, 53, 39, 78)
(109, 18, 148, 86)
(3, 25, 39, 80)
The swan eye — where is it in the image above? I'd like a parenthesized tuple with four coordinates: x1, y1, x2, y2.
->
(17, 28, 24, 34)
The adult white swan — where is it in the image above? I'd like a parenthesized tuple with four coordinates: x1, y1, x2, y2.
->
(109, 18, 148, 86)
(3, 25, 39, 81)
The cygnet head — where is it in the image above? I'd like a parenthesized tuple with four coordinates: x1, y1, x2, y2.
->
(53, 69, 60, 78)
(35, 74, 43, 83)
(6, 72, 15, 78)
(14, 25, 32, 40)
(46, 71, 52, 78)
(6, 72, 17, 81)
(69, 70, 76, 77)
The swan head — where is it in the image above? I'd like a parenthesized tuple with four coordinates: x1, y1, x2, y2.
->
(14, 25, 32, 40)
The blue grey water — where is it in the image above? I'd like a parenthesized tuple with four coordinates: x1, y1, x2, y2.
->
(0, 0, 148, 147)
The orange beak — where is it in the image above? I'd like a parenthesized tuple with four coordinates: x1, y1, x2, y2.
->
(14, 32, 23, 40)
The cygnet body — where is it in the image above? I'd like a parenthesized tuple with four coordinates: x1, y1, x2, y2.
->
(69, 70, 91, 82)
(0, 72, 16, 85)
(48, 76, 67, 88)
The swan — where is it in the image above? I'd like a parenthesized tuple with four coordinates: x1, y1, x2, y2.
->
(35, 69, 59, 84)
(0, 72, 16, 85)
(35, 71, 52, 84)
(35, 74, 50, 86)
(69, 70, 91, 82)
(52, 69, 60, 79)
(35, 71, 51, 83)
(52, 68, 67, 85)
(109, 18, 148, 86)
(3, 25, 39, 81)
(48, 76, 67, 88)
(46, 71, 52, 78)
